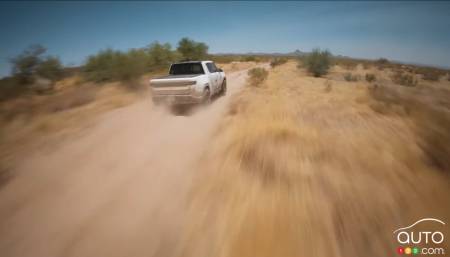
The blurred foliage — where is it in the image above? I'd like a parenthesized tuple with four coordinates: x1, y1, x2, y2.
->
(147, 42, 180, 68)
(36, 56, 64, 81)
(176, 37, 209, 61)
(10, 44, 63, 84)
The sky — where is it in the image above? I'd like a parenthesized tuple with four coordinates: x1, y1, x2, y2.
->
(1, 1, 450, 77)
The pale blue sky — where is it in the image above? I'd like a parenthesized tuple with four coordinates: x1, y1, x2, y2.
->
(1, 1, 450, 77)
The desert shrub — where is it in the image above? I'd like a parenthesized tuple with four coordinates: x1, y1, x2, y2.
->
(344, 73, 359, 82)
(35, 56, 64, 81)
(365, 73, 376, 82)
(10, 44, 64, 85)
(1, 45, 64, 101)
(248, 68, 268, 86)
(147, 41, 179, 68)
(115, 49, 148, 82)
(375, 58, 390, 70)
(270, 58, 288, 68)
(302, 49, 331, 77)
(10, 44, 47, 84)
(83, 48, 147, 83)
(83, 49, 119, 82)
(391, 71, 417, 87)
(177, 37, 208, 61)
(376, 58, 389, 66)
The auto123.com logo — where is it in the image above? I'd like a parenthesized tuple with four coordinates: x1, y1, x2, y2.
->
(394, 218, 446, 255)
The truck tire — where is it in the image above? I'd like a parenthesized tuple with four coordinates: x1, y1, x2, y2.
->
(202, 87, 211, 104)
(220, 79, 227, 96)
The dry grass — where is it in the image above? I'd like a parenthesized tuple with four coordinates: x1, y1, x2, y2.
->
(366, 83, 450, 171)
(181, 61, 450, 257)
(247, 67, 268, 86)
(416, 67, 446, 81)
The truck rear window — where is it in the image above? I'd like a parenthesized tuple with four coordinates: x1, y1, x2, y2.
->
(169, 63, 204, 75)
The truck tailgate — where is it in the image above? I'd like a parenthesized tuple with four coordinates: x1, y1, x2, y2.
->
(150, 80, 194, 95)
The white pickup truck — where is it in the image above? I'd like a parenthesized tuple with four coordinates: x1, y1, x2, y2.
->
(150, 61, 226, 105)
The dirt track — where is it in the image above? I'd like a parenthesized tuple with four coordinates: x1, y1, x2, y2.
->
(0, 68, 252, 257)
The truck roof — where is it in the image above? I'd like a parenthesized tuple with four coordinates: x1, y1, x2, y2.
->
(174, 60, 213, 64)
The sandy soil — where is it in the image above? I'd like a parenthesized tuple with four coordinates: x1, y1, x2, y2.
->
(0, 66, 258, 257)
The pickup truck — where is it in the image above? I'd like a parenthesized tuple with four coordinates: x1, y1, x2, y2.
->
(150, 61, 226, 105)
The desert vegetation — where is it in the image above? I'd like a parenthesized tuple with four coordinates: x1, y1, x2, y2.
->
(391, 70, 418, 87)
(247, 67, 269, 86)
(270, 57, 288, 68)
(83, 38, 207, 84)
(183, 60, 450, 257)
(302, 48, 331, 77)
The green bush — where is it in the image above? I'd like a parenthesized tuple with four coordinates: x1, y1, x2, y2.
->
(83, 38, 210, 83)
(248, 68, 268, 86)
(83, 48, 147, 83)
(147, 42, 179, 68)
(115, 49, 148, 82)
(36, 56, 63, 81)
(10, 44, 63, 84)
(83, 49, 120, 82)
(376, 58, 390, 70)
(303, 49, 331, 77)
(177, 37, 208, 61)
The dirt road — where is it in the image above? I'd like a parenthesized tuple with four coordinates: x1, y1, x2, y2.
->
(0, 68, 252, 257)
